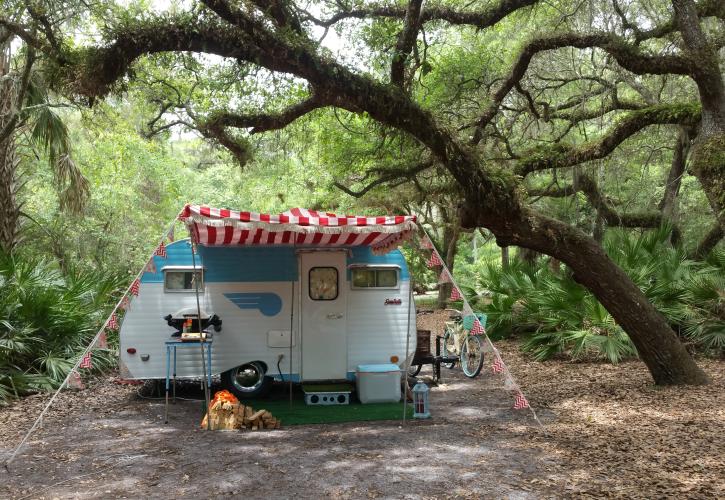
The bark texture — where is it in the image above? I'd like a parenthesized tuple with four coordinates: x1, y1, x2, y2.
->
(0, 38, 19, 254)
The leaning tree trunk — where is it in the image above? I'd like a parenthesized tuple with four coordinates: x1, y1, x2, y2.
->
(436, 222, 460, 309)
(0, 39, 19, 254)
(478, 208, 710, 385)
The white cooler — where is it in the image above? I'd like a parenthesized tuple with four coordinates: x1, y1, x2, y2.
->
(356, 364, 402, 404)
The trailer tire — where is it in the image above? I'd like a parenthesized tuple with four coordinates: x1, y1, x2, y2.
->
(222, 361, 272, 399)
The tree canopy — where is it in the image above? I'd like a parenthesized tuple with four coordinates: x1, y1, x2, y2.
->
(1, 0, 723, 385)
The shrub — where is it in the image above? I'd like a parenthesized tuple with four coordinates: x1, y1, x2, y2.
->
(0, 253, 124, 403)
(467, 228, 724, 362)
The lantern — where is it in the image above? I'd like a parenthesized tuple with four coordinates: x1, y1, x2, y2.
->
(412, 381, 430, 419)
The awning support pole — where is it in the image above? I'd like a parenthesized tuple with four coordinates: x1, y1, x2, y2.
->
(288, 267, 295, 406)
(402, 276, 413, 425)
(190, 236, 211, 431)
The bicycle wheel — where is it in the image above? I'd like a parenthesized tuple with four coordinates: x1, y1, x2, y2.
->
(440, 331, 456, 369)
(460, 335, 484, 378)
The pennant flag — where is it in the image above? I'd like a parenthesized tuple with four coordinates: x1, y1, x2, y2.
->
(130, 278, 141, 296)
(503, 376, 517, 390)
(438, 269, 452, 284)
(67, 370, 84, 389)
(106, 313, 119, 330)
(426, 252, 442, 268)
(144, 258, 157, 274)
(96, 331, 108, 349)
(154, 241, 167, 258)
(470, 317, 485, 336)
(167, 226, 175, 242)
(492, 354, 504, 374)
(420, 235, 434, 250)
(514, 391, 529, 409)
(449, 286, 462, 301)
(79, 351, 92, 369)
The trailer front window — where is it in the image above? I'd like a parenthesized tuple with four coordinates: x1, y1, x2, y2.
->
(164, 269, 204, 292)
(351, 267, 399, 289)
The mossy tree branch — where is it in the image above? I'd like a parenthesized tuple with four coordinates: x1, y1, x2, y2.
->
(515, 103, 702, 176)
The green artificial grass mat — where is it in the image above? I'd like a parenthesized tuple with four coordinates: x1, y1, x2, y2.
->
(239, 386, 412, 425)
(301, 383, 353, 393)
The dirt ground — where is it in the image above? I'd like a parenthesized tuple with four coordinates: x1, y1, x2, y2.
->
(0, 311, 723, 499)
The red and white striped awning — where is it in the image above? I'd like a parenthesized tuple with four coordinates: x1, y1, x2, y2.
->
(179, 205, 418, 254)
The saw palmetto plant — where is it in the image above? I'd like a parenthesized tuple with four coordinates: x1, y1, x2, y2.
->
(0, 252, 124, 403)
(469, 227, 724, 363)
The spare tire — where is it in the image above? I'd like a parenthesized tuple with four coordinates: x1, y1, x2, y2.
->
(221, 361, 272, 399)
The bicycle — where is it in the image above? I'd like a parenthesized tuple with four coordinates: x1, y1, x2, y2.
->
(439, 309, 486, 378)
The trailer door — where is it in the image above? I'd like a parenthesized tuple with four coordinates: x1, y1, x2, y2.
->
(300, 251, 348, 381)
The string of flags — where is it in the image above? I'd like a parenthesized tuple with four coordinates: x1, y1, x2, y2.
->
(7, 217, 184, 468)
(65, 223, 175, 385)
(417, 231, 538, 422)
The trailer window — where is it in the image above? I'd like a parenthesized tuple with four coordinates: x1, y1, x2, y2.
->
(351, 268, 399, 289)
(309, 267, 338, 300)
(164, 270, 204, 292)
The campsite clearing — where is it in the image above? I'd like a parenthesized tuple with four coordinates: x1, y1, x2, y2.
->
(1, 311, 723, 499)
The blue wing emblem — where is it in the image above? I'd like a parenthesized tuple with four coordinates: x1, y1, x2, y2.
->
(223, 293, 282, 317)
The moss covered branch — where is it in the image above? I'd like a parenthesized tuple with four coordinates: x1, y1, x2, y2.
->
(516, 103, 702, 176)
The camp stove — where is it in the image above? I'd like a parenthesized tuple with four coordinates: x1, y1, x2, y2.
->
(164, 308, 222, 337)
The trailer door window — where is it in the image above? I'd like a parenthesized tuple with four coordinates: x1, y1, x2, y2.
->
(351, 268, 399, 289)
(309, 267, 338, 300)
(164, 269, 204, 292)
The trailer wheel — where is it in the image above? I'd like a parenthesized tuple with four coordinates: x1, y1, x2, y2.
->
(222, 361, 272, 399)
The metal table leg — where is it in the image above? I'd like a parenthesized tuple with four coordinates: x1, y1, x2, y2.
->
(206, 343, 212, 389)
(165, 345, 171, 424)
(172, 346, 177, 403)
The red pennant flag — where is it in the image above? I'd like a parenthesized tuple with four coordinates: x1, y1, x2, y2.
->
(438, 270, 451, 284)
(470, 317, 485, 336)
(96, 331, 108, 349)
(426, 252, 442, 268)
(79, 351, 92, 369)
(513, 391, 529, 409)
(449, 286, 462, 301)
(144, 258, 156, 274)
(67, 370, 84, 389)
(130, 278, 141, 296)
(167, 226, 175, 242)
(492, 354, 504, 374)
(120, 296, 130, 311)
(106, 313, 119, 330)
(154, 241, 167, 258)
(420, 235, 434, 250)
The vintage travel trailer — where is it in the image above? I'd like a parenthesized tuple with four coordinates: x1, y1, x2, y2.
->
(119, 206, 418, 398)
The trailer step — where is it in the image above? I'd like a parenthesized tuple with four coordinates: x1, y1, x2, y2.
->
(302, 386, 352, 405)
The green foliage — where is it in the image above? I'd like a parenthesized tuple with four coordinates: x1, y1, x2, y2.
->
(467, 228, 724, 362)
(0, 252, 124, 403)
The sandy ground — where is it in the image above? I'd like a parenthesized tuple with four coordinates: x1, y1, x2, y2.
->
(0, 311, 722, 499)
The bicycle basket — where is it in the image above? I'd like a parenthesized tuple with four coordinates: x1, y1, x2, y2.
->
(462, 313, 487, 331)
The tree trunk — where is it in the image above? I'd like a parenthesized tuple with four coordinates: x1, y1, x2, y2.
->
(0, 38, 19, 254)
(672, 1, 725, 238)
(501, 245, 509, 269)
(436, 222, 460, 309)
(476, 208, 710, 385)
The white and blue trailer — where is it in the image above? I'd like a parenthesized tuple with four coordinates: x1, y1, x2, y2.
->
(119, 206, 418, 398)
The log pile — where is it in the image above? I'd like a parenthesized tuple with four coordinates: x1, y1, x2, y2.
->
(200, 390, 281, 431)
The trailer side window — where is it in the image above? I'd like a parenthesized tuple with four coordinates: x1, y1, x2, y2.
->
(164, 270, 204, 292)
(309, 267, 338, 300)
(351, 268, 399, 289)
